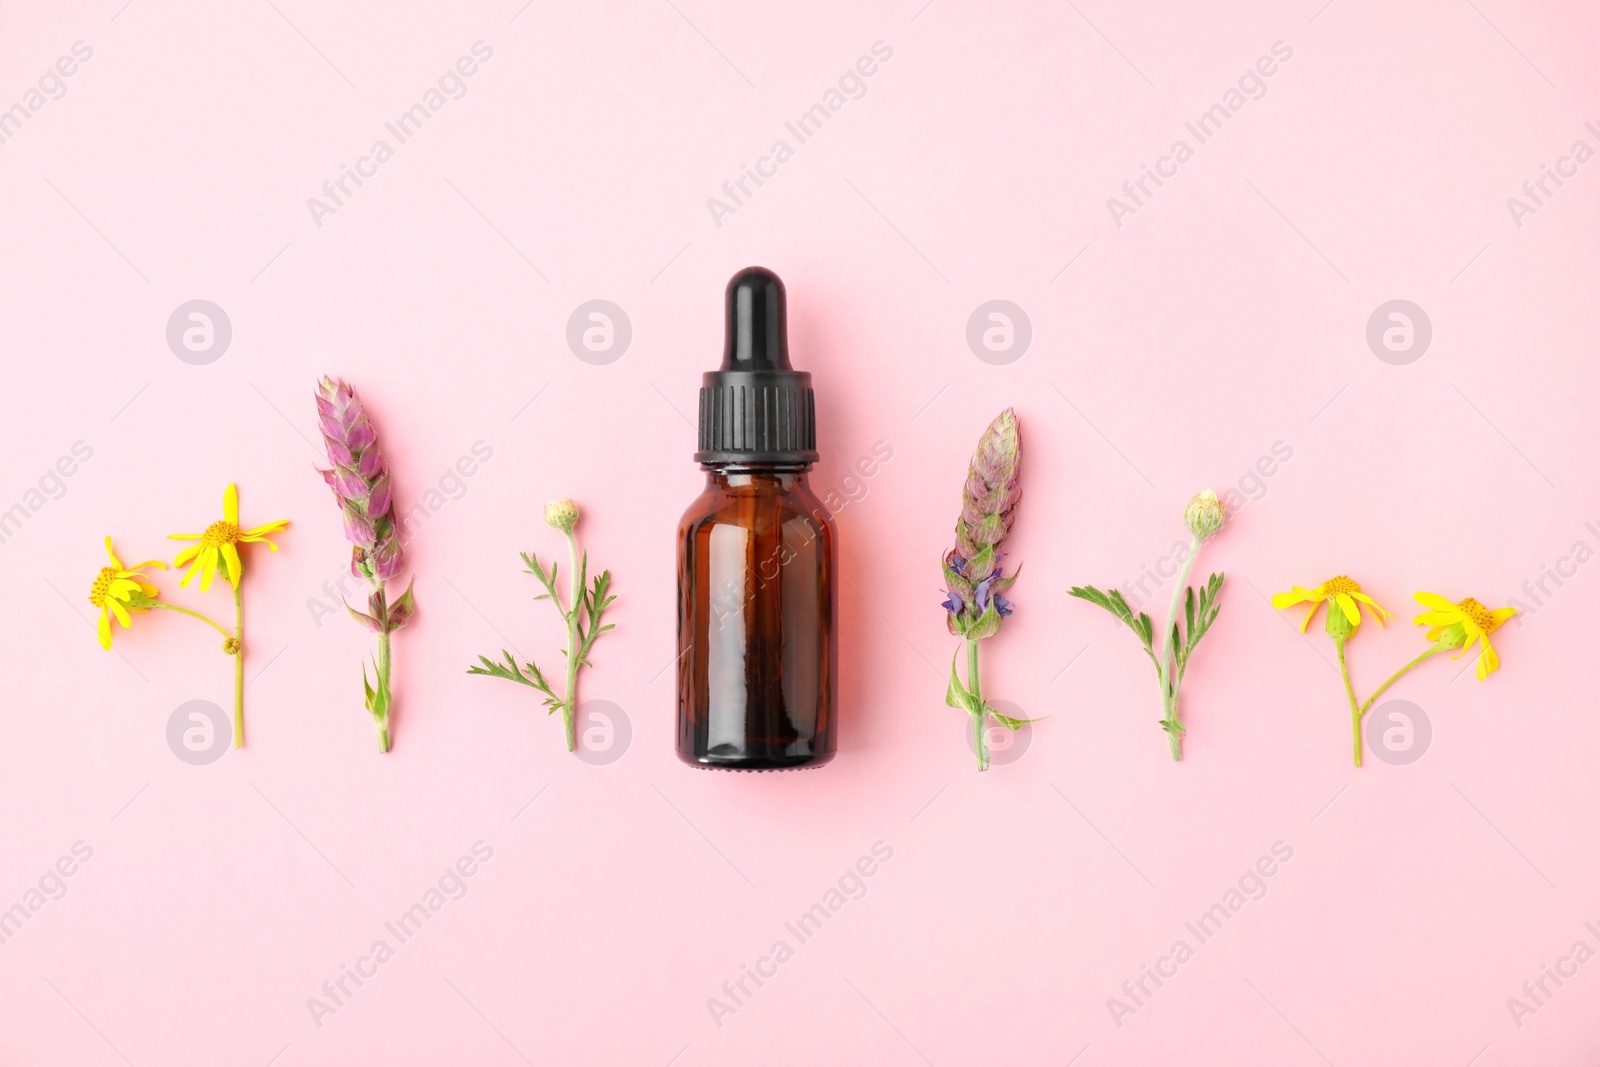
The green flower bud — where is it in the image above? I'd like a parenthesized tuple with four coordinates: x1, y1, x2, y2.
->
(1184, 488, 1225, 541)
(1324, 598, 1355, 641)
(544, 499, 580, 533)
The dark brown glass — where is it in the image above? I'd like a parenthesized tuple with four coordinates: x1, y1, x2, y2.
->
(677, 469, 836, 770)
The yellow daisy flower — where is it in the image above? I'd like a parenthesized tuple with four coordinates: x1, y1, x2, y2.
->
(1413, 593, 1517, 680)
(169, 483, 289, 591)
(1272, 575, 1392, 633)
(88, 536, 166, 649)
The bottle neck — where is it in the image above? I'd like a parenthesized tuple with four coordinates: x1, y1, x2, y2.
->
(703, 467, 811, 490)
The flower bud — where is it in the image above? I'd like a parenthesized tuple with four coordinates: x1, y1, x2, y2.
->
(545, 499, 580, 533)
(1184, 489, 1225, 541)
(1324, 600, 1355, 641)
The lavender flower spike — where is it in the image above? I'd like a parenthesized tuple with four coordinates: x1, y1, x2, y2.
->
(315, 376, 415, 752)
(942, 408, 1032, 772)
(942, 407, 1021, 639)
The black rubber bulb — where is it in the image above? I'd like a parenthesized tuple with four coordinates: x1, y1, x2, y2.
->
(722, 266, 791, 371)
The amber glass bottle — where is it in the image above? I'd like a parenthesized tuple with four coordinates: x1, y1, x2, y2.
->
(677, 267, 837, 770)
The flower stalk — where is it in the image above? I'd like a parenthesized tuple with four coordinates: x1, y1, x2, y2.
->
(1273, 582, 1514, 765)
(1071, 490, 1226, 761)
(468, 500, 616, 753)
(165, 483, 290, 748)
(315, 377, 414, 753)
(940, 409, 1032, 771)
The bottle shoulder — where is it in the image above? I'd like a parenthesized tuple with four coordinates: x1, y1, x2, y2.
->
(677, 477, 836, 537)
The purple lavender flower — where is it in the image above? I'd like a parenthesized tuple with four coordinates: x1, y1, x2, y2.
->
(316, 377, 403, 582)
(941, 408, 1021, 639)
(942, 409, 1029, 772)
(315, 376, 414, 753)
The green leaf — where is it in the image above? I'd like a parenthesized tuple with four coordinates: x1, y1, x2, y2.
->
(945, 652, 978, 714)
(1174, 572, 1225, 682)
(1068, 584, 1117, 616)
(985, 704, 1042, 730)
(1070, 584, 1157, 649)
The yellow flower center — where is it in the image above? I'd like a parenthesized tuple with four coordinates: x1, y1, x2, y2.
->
(1320, 575, 1361, 595)
(1457, 597, 1497, 633)
(202, 521, 240, 547)
(88, 567, 115, 607)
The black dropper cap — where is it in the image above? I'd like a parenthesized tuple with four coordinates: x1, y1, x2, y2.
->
(695, 267, 818, 468)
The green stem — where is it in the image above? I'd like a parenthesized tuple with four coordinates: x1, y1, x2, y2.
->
(149, 601, 235, 641)
(1158, 534, 1201, 673)
(232, 581, 245, 749)
(1358, 644, 1448, 719)
(1336, 635, 1362, 766)
(1164, 685, 1182, 761)
(376, 625, 392, 753)
(1157, 534, 1200, 761)
(368, 575, 393, 754)
(967, 636, 987, 772)
(562, 529, 582, 752)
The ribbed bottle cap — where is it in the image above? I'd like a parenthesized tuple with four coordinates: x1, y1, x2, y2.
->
(695, 267, 818, 468)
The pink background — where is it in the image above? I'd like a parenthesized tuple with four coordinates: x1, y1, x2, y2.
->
(1, 0, 1597, 1063)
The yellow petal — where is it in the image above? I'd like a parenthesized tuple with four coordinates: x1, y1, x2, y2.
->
(222, 543, 243, 586)
(109, 598, 131, 627)
(199, 547, 218, 591)
(243, 519, 289, 537)
(1299, 603, 1320, 632)
(1353, 592, 1392, 622)
(1413, 591, 1453, 610)
(108, 578, 142, 598)
(179, 554, 204, 588)
(1271, 590, 1307, 609)
(1490, 607, 1517, 626)
(138, 581, 160, 597)
(104, 536, 122, 569)
(128, 559, 167, 571)
(174, 544, 201, 567)
(224, 483, 239, 525)
(1414, 610, 1459, 626)
(1335, 592, 1362, 628)
(169, 532, 203, 541)
(97, 609, 112, 649)
(1477, 638, 1500, 679)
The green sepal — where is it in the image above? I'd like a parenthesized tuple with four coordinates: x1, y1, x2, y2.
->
(942, 558, 974, 601)
(966, 543, 996, 583)
(968, 600, 1003, 640)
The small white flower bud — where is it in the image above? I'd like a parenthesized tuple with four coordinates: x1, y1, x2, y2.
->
(544, 499, 580, 533)
(1184, 489, 1225, 541)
